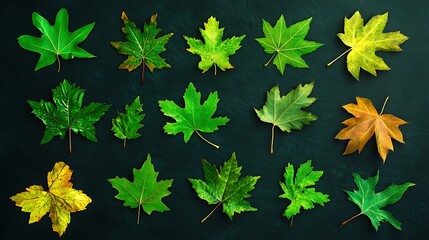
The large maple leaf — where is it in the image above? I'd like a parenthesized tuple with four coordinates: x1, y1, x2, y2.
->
(108, 154, 173, 224)
(184, 16, 245, 75)
(279, 160, 329, 225)
(112, 96, 145, 147)
(188, 152, 260, 223)
(27, 79, 111, 153)
(10, 162, 92, 236)
(327, 11, 408, 80)
(256, 15, 323, 75)
(158, 82, 229, 148)
(255, 82, 317, 154)
(341, 171, 415, 231)
(335, 97, 407, 162)
(111, 12, 173, 84)
(18, 8, 95, 72)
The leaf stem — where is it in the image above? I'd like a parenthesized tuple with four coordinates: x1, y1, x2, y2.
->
(340, 212, 362, 228)
(68, 128, 72, 154)
(327, 48, 352, 67)
(379, 96, 390, 115)
(201, 202, 222, 223)
(290, 216, 294, 226)
(195, 130, 220, 149)
(264, 51, 278, 67)
(214, 63, 217, 75)
(123, 138, 127, 148)
(270, 125, 275, 154)
(137, 203, 141, 224)
(57, 54, 61, 72)
(141, 59, 145, 85)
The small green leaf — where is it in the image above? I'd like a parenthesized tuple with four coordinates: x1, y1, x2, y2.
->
(111, 12, 173, 84)
(342, 171, 415, 231)
(158, 82, 229, 148)
(255, 82, 317, 153)
(112, 96, 145, 147)
(188, 152, 260, 223)
(108, 154, 173, 224)
(18, 8, 95, 72)
(256, 15, 323, 75)
(27, 80, 110, 153)
(279, 160, 329, 224)
(184, 16, 245, 75)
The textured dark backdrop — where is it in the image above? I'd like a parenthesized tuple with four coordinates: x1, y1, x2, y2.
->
(1, 0, 428, 239)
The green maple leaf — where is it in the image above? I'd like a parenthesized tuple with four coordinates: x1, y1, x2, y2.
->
(112, 96, 145, 147)
(279, 160, 330, 225)
(327, 11, 408, 80)
(158, 82, 229, 148)
(254, 82, 317, 154)
(108, 154, 173, 224)
(188, 152, 260, 223)
(18, 8, 95, 72)
(184, 16, 245, 75)
(111, 12, 173, 84)
(341, 171, 415, 231)
(27, 80, 110, 153)
(255, 15, 323, 75)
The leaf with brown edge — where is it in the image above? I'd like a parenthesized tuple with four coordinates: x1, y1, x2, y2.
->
(10, 162, 92, 237)
(335, 97, 408, 162)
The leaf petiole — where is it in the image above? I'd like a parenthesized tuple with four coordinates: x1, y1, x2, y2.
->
(201, 202, 222, 223)
(379, 96, 390, 115)
(327, 48, 352, 67)
(270, 125, 275, 154)
(264, 51, 278, 67)
(68, 128, 72, 154)
(340, 212, 362, 228)
(195, 130, 220, 149)
(141, 59, 145, 85)
(57, 54, 61, 72)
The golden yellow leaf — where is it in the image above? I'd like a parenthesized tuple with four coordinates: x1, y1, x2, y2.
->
(10, 162, 91, 236)
(335, 97, 407, 162)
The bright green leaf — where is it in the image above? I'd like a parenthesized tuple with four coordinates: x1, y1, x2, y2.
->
(112, 96, 145, 147)
(111, 12, 173, 84)
(342, 171, 415, 231)
(327, 11, 408, 80)
(279, 160, 329, 224)
(158, 82, 229, 148)
(27, 79, 110, 153)
(108, 154, 173, 224)
(255, 82, 317, 153)
(188, 152, 260, 223)
(184, 16, 245, 75)
(256, 15, 323, 75)
(18, 8, 95, 72)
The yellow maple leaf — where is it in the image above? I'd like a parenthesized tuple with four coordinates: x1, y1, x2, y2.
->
(335, 97, 407, 162)
(10, 162, 91, 236)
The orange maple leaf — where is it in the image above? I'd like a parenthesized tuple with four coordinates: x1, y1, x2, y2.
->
(335, 97, 407, 162)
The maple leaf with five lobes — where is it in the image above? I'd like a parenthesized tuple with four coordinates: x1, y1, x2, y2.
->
(341, 171, 415, 231)
(188, 152, 260, 223)
(159, 82, 229, 148)
(112, 96, 145, 147)
(256, 15, 323, 75)
(108, 154, 173, 224)
(279, 160, 330, 225)
(255, 82, 317, 154)
(111, 12, 173, 84)
(184, 16, 245, 75)
(10, 162, 92, 237)
(327, 11, 408, 80)
(27, 79, 111, 153)
(18, 8, 95, 72)
(335, 97, 407, 162)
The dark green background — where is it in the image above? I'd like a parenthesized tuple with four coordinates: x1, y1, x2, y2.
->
(1, 0, 428, 239)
